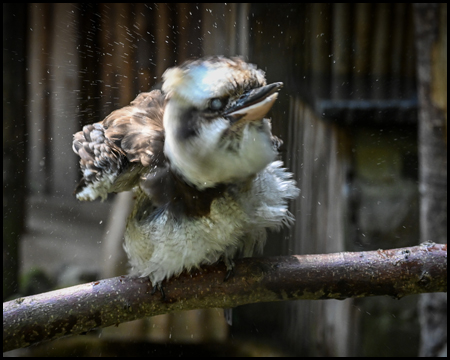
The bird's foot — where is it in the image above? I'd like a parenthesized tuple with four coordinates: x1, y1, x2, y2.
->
(151, 282, 166, 301)
(223, 257, 235, 282)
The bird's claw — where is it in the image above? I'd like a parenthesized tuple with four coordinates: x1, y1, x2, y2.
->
(223, 257, 235, 282)
(151, 282, 166, 301)
(224, 267, 235, 282)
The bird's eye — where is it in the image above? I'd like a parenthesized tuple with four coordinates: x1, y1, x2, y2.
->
(209, 98, 225, 111)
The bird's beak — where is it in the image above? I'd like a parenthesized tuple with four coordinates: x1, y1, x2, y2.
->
(224, 82, 283, 123)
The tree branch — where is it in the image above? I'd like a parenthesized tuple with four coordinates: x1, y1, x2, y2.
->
(3, 243, 447, 352)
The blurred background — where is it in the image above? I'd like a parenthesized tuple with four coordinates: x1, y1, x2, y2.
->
(3, 3, 447, 356)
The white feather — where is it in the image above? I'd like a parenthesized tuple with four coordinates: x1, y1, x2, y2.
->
(124, 161, 299, 285)
(164, 97, 277, 189)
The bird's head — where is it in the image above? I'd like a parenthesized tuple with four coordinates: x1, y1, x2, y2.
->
(162, 56, 282, 189)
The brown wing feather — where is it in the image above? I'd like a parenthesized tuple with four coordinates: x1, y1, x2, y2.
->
(72, 90, 166, 201)
(103, 91, 166, 167)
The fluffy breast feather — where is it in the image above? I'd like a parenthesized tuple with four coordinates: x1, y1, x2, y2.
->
(124, 161, 299, 285)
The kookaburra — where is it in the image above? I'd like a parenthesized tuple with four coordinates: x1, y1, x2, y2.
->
(73, 56, 299, 295)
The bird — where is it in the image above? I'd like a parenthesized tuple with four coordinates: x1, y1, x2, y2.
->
(72, 56, 299, 299)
